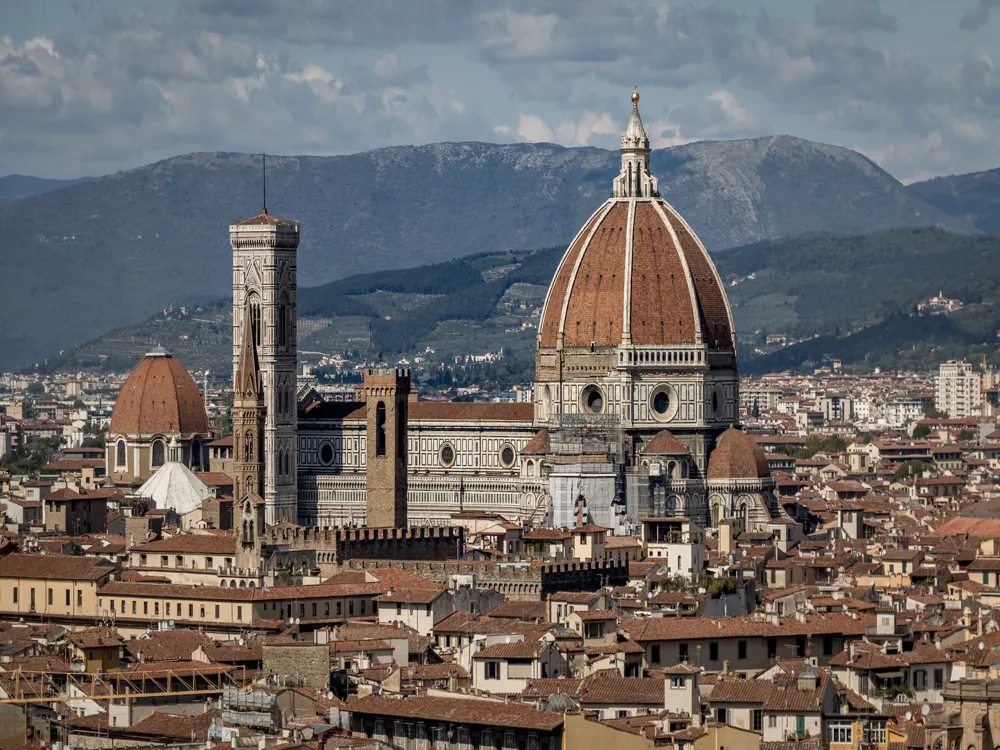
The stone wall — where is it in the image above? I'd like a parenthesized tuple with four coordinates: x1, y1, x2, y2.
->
(339, 558, 627, 601)
(265, 525, 464, 564)
(262, 643, 330, 690)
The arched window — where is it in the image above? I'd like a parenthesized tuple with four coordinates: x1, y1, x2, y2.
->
(191, 439, 201, 470)
(244, 431, 254, 463)
(375, 401, 386, 457)
(116, 440, 127, 470)
(396, 404, 406, 463)
(151, 439, 165, 468)
(245, 476, 253, 499)
(246, 292, 262, 348)
(277, 298, 288, 349)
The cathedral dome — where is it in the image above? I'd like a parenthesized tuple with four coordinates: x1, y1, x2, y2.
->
(538, 199, 734, 351)
(707, 427, 770, 480)
(110, 347, 209, 436)
(538, 91, 733, 354)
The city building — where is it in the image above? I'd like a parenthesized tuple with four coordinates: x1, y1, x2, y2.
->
(936, 359, 982, 418)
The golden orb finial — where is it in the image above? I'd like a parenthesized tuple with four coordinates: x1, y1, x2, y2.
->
(632, 84, 640, 105)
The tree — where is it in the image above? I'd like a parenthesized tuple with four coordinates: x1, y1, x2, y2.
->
(0, 437, 60, 475)
(957, 429, 976, 442)
(912, 424, 931, 439)
(26, 382, 45, 396)
(792, 434, 847, 459)
(924, 407, 949, 419)
(893, 459, 933, 482)
(82, 428, 106, 448)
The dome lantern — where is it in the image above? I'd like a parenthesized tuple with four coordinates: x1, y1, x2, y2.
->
(613, 85, 658, 199)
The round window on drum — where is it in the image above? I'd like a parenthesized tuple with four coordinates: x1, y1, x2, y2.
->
(581, 384, 604, 414)
(649, 384, 678, 423)
(440, 443, 456, 468)
(499, 444, 516, 468)
(319, 441, 334, 466)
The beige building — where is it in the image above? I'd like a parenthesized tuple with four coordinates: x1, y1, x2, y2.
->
(97, 579, 384, 635)
(570, 524, 608, 561)
(375, 586, 453, 636)
(472, 637, 565, 693)
(563, 712, 760, 750)
(0, 553, 114, 619)
(936, 359, 982, 418)
(127, 533, 260, 587)
(206, 436, 234, 474)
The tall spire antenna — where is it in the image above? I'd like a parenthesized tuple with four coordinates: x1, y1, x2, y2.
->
(262, 153, 267, 214)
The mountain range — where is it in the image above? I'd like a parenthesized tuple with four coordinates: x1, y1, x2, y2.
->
(0, 135, 995, 371)
(0, 175, 91, 206)
(908, 166, 1000, 234)
(46, 227, 1000, 382)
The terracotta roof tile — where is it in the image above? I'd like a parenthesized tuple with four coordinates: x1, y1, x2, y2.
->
(539, 199, 733, 351)
(707, 427, 771, 480)
(0, 553, 114, 581)
(349, 694, 563, 732)
(643, 430, 690, 455)
(522, 430, 551, 455)
(474, 640, 543, 659)
(133, 534, 237, 555)
(109, 351, 208, 436)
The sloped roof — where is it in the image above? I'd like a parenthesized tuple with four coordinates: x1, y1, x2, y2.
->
(136, 462, 211, 516)
(643, 430, 690, 455)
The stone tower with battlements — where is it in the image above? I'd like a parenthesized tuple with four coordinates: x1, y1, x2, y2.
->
(363, 368, 410, 527)
(230, 197, 300, 526)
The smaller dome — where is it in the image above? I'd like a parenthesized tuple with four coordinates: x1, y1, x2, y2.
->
(643, 430, 690, 456)
(708, 427, 771, 480)
(110, 348, 208, 436)
(522, 430, 551, 455)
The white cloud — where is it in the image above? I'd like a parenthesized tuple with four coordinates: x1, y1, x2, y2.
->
(0, 13, 485, 176)
(515, 113, 554, 143)
(707, 90, 754, 129)
(554, 111, 618, 146)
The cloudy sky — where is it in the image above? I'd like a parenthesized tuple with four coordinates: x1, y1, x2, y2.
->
(2, 0, 998, 182)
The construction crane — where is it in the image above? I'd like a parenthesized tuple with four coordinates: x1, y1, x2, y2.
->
(0, 664, 249, 705)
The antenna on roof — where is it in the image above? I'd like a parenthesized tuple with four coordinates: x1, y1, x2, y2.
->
(261, 153, 267, 214)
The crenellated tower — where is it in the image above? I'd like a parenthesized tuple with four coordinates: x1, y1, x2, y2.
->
(363, 368, 410, 527)
(230, 170, 300, 525)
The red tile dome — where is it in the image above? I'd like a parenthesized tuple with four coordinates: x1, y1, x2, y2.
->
(707, 427, 771, 480)
(110, 348, 209, 436)
(538, 198, 734, 352)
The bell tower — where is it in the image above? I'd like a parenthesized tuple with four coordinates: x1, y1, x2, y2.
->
(363, 368, 410, 527)
(233, 307, 263, 568)
(230, 157, 300, 525)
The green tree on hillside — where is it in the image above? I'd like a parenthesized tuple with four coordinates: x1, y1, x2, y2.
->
(793, 435, 847, 458)
(893, 459, 933, 482)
